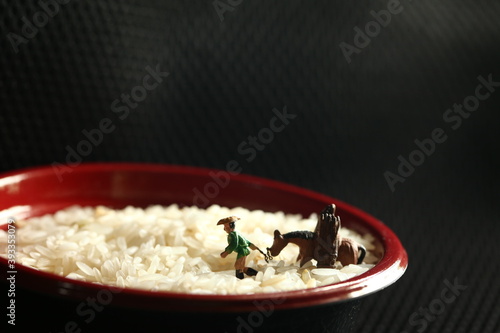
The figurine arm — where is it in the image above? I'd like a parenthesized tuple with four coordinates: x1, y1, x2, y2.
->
(224, 232, 239, 254)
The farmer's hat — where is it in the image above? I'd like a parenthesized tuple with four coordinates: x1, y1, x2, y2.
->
(217, 216, 240, 225)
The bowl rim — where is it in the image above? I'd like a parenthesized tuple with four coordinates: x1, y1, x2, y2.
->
(0, 162, 408, 312)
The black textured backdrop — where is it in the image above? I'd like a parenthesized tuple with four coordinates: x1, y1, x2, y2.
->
(1, 0, 499, 332)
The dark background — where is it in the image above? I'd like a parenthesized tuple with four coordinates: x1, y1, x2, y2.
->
(1, 0, 499, 332)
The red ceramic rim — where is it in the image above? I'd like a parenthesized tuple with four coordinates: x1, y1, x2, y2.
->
(0, 163, 408, 312)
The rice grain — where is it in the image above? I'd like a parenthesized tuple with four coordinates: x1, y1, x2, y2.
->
(0, 204, 379, 294)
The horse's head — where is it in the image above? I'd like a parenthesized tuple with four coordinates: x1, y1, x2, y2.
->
(267, 229, 288, 257)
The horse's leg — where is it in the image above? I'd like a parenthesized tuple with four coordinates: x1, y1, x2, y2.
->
(294, 241, 313, 267)
(298, 242, 312, 267)
(297, 253, 304, 266)
(301, 239, 317, 267)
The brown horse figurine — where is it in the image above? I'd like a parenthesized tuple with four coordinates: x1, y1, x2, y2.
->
(267, 230, 366, 267)
(266, 204, 366, 268)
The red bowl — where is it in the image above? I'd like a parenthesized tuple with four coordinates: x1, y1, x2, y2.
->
(0, 163, 407, 332)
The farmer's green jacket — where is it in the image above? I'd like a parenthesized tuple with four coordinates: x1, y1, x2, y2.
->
(225, 231, 253, 258)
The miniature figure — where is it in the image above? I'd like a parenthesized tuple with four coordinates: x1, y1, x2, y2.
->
(266, 204, 366, 268)
(314, 203, 341, 267)
(217, 216, 269, 279)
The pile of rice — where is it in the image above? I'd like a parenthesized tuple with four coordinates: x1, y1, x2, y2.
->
(0, 204, 379, 294)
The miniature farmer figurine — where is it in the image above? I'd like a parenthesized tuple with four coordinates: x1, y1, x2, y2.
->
(217, 216, 259, 279)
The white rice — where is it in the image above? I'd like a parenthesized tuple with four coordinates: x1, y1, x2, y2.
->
(0, 204, 379, 294)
